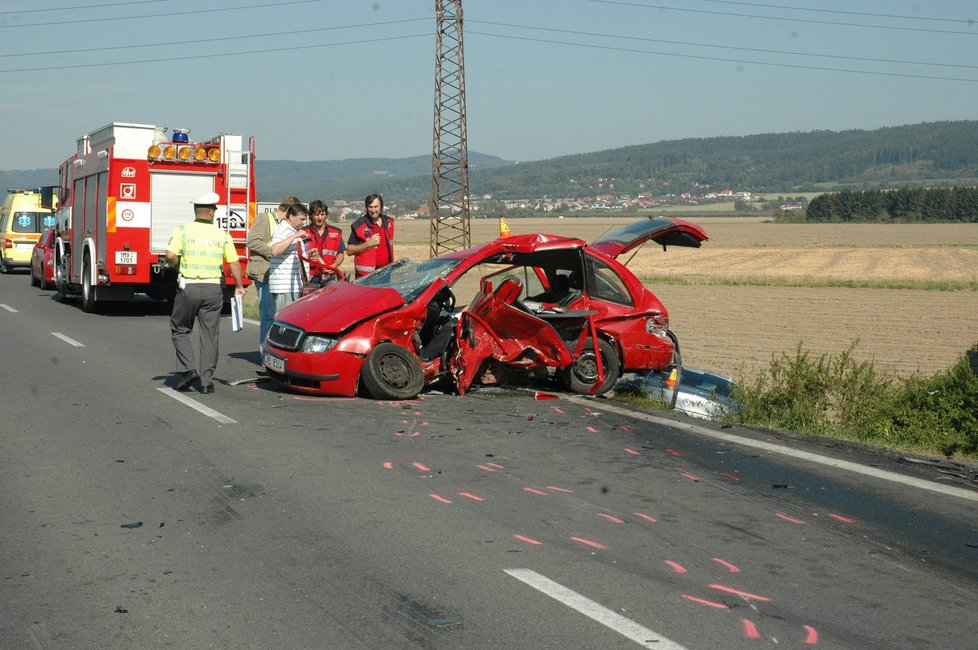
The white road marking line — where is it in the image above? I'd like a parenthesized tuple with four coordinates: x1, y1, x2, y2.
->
(579, 399, 978, 503)
(505, 569, 689, 649)
(0, 303, 17, 312)
(156, 387, 237, 424)
(51, 332, 85, 347)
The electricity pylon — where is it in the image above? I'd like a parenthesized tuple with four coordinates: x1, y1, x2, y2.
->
(430, 0, 471, 257)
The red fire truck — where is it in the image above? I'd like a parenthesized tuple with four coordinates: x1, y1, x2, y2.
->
(42, 122, 255, 312)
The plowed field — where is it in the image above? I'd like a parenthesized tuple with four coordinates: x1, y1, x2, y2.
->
(393, 217, 978, 380)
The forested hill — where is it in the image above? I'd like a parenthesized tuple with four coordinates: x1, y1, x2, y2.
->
(264, 121, 978, 203)
(476, 120, 978, 198)
(4, 121, 977, 203)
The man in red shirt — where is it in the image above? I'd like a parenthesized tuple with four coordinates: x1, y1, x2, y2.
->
(302, 199, 345, 285)
(346, 194, 394, 278)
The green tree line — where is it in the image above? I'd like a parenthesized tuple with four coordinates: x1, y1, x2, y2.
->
(805, 187, 978, 222)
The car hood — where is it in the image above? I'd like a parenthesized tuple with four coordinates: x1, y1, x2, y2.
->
(590, 216, 708, 259)
(275, 281, 406, 333)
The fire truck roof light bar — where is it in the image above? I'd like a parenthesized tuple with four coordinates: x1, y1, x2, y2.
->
(147, 144, 221, 163)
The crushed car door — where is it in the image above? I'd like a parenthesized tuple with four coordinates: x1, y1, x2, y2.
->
(451, 276, 575, 395)
(590, 216, 708, 260)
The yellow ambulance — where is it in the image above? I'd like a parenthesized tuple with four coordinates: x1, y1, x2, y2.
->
(0, 189, 57, 273)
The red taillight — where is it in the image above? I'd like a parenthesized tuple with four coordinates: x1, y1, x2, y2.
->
(646, 312, 670, 336)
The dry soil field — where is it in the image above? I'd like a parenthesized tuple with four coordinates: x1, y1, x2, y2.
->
(379, 216, 978, 381)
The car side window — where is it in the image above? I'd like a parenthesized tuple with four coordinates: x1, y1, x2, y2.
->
(585, 255, 633, 306)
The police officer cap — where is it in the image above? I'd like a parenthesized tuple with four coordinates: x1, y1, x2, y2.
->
(191, 192, 220, 206)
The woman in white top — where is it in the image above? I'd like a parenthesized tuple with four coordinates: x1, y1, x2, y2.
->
(269, 203, 311, 311)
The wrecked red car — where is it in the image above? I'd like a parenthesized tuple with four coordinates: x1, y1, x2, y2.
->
(262, 216, 708, 399)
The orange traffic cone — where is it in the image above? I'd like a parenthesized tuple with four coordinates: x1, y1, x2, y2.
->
(665, 366, 678, 391)
(499, 217, 511, 238)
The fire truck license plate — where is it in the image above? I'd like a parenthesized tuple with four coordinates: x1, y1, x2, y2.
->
(263, 353, 285, 373)
(115, 251, 137, 265)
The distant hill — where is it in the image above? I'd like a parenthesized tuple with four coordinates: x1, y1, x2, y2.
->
(0, 169, 58, 193)
(258, 121, 978, 203)
(256, 151, 511, 202)
(5, 121, 976, 204)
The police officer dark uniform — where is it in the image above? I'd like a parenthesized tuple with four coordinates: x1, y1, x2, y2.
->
(166, 192, 245, 393)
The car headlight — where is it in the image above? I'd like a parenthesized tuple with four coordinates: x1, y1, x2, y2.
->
(301, 335, 339, 353)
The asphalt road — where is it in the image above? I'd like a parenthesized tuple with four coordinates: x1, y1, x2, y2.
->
(1, 274, 977, 649)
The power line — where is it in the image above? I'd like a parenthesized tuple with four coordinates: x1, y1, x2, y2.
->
(0, 0, 169, 15)
(690, 0, 978, 26)
(0, 33, 429, 73)
(467, 30, 978, 83)
(0, 0, 170, 15)
(0, 0, 326, 29)
(588, 0, 978, 36)
(471, 20, 978, 71)
(0, 18, 429, 59)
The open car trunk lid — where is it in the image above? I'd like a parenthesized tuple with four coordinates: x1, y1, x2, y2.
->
(590, 216, 708, 259)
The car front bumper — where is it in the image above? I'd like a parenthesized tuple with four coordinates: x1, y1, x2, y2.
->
(262, 344, 364, 397)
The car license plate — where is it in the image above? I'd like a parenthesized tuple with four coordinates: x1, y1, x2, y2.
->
(16, 242, 33, 249)
(263, 352, 285, 373)
(115, 251, 137, 265)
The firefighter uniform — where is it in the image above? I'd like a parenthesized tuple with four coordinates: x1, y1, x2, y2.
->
(166, 192, 244, 393)
(303, 223, 346, 285)
(348, 213, 394, 278)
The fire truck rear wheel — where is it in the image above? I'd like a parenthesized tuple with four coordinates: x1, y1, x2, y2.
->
(81, 254, 97, 313)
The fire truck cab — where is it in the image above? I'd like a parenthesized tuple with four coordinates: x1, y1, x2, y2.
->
(45, 122, 255, 312)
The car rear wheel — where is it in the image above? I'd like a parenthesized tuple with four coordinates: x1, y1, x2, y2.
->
(55, 255, 71, 302)
(81, 254, 97, 313)
(361, 342, 425, 400)
(30, 265, 39, 286)
(564, 338, 620, 395)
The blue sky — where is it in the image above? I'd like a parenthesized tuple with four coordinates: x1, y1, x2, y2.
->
(1, 0, 976, 170)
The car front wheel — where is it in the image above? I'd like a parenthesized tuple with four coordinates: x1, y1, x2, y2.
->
(360, 342, 425, 400)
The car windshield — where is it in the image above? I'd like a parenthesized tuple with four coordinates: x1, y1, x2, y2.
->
(355, 257, 463, 302)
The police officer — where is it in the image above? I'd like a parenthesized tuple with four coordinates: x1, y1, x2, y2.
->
(166, 192, 245, 394)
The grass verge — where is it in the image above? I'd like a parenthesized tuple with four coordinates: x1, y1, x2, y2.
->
(619, 341, 978, 460)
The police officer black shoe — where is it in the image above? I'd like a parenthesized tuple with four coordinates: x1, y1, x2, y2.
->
(175, 370, 199, 391)
(201, 384, 215, 394)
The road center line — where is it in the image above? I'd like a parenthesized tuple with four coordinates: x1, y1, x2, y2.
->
(156, 387, 237, 424)
(51, 332, 85, 347)
(504, 568, 688, 649)
(1, 303, 18, 313)
(580, 399, 978, 503)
